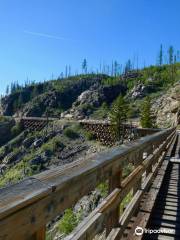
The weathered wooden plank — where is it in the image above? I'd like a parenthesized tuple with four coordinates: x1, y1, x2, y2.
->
(117, 151, 167, 239)
(143, 233, 176, 240)
(67, 165, 150, 240)
(119, 190, 143, 237)
(125, 132, 177, 240)
(28, 226, 46, 240)
(0, 178, 51, 220)
(151, 218, 180, 229)
(66, 188, 121, 240)
(68, 132, 174, 240)
(125, 155, 170, 239)
(106, 228, 121, 240)
(107, 169, 122, 231)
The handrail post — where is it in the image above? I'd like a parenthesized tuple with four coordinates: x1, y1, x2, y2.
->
(106, 169, 122, 235)
(146, 145, 153, 176)
(133, 152, 143, 195)
(28, 226, 46, 240)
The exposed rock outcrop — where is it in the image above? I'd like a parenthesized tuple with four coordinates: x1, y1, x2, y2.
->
(61, 84, 127, 119)
(128, 83, 155, 100)
(0, 75, 108, 117)
(152, 82, 180, 128)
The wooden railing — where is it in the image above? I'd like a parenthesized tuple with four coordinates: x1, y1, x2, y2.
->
(0, 128, 176, 240)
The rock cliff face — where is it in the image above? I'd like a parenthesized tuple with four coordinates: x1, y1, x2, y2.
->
(152, 82, 180, 128)
(128, 83, 156, 100)
(61, 83, 127, 119)
(0, 75, 110, 117)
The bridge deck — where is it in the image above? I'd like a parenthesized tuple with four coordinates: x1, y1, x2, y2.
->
(124, 131, 180, 240)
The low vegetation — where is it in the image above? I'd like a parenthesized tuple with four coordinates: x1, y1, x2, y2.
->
(58, 209, 79, 236)
(109, 95, 128, 142)
(140, 96, 154, 128)
(64, 127, 79, 139)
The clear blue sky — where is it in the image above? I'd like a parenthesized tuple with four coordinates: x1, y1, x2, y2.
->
(0, 0, 180, 94)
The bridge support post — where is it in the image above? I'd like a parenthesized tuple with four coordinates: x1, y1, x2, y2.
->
(28, 226, 46, 240)
(133, 153, 143, 195)
(146, 146, 153, 176)
(106, 169, 122, 236)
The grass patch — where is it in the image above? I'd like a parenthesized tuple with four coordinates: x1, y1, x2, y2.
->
(64, 128, 79, 139)
(122, 163, 134, 178)
(58, 209, 78, 235)
(91, 102, 109, 119)
(84, 131, 95, 141)
(120, 191, 133, 214)
(0, 165, 23, 187)
(97, 182, 108, 198)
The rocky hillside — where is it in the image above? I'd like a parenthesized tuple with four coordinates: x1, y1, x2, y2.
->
(1, 64, 180, 125)
(0, 120, 109, 187)
(0, 74, 127, 117)
(152, 82, 180, 128)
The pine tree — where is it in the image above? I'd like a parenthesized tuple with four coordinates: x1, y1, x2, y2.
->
(17, 92, 24, 107)
(82, 59, 87, 74)
(111, 61, 114, 76)
(168, 46, 174, 65)
(114, 61, 119, 76)
(140, 97, 154, 128)
(31, 85, 39, 99)
(68, 65, 71, 77)
(65, 65, 68, 78)
(125, 59, 132, 74)
(159, 44, 163, 66)
(109, 95, 128, 143)
(177, 50, 180, 62)
(5, 85, 9, 95)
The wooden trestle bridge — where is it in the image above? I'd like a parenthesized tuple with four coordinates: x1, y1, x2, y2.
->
(0, 124, 179, 240)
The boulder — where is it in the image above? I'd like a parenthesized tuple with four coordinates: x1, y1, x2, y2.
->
(128, 83, 155, 100)
(30, 156, 44, 165)
(33, 139, 43, 148)
(23, 136, 35, 148)
(73, 190, 102, 218)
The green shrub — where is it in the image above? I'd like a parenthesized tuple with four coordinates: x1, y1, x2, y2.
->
(0, 116, 10, 122)
(64, 128, 79, 139)
(120, 191, 133, 214)
(40, 142, 54, 154)
(97, 182, 108, 198)
(140, 96, 154, 128)
(80, 104, 95, 114)
(30, 164, 42, 174)
(58, 209, 78, 235)
(0, 167, 22, 187)
(46, 232, 53, 240)
(84, 131, 95, 141)
(11, 122, 23, 137)
(122, 164, 134, 178)
(53, 138, 64, 151)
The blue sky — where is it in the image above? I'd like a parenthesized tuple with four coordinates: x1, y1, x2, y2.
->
(0, 0, 180, 94)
